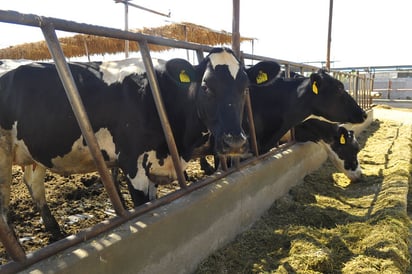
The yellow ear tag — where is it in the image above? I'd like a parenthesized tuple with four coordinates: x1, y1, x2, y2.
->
(179, 70, 190, 83)
(256, 70, 268, 84)
(340, 134, 346, 145)
(312, 81, 318, 94)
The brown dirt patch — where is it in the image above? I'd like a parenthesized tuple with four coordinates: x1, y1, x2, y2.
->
(0, 157, 211, 265)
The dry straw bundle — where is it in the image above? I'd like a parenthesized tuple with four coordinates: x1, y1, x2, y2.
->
(0, 22, 253, 60)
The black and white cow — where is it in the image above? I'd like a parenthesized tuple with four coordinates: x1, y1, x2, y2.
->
(293, 119, 362, 181)
(0, 47, 280, 260)
(246, 67, 367, 154)
(200, 65, 367, 173)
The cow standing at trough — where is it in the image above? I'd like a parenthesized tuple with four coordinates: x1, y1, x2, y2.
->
(0, 47, 280, 261)
(246, 67, 367, 154)
(201, 65, 367, 173)
(292, 119, 362, 181)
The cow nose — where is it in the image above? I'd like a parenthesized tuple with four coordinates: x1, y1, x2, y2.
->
(222, 132, 247, 150)
(362, 111, 368, 120)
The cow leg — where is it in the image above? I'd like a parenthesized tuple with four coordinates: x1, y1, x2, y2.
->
(0, 136, 26, 261)
(111, 167, 127, 208)
(22, 165, 63, 240)
(199, 157, 216, 175)
(126, 179, 158, 207)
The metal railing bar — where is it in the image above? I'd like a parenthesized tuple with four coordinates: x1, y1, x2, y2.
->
(0, 9, 373, 267)
(40, 23, 128, 217)
(137, 40, 187, 189)
(0, 10, 214, 53)
(1, 141, 295, 273)
(242, 52, 320, 72)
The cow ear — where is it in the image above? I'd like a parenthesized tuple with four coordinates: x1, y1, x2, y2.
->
(246, 61, 280, 86)
(164, 58, 196, 88)
(337, 126, 349, 145)
(310, 73, 322, 95)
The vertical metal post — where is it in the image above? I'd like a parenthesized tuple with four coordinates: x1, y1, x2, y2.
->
(387, 79, 392, 99)
(354, 71, 360, 102)
(195, 49, 204, 63)
(41, 23, 127, 217)
(124, 0, 129, 58)
(232, 0, 240, 58)
(284, 64, 291, 78)
(326, 0, 334, 71)
(245, 88, 259, 156)
(369, 73, 375, 108)
(137, 40, 187, 189)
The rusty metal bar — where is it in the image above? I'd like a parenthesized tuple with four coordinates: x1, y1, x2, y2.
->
(243, 52, 319, 72)
(0, 10, 213, 53)
(231, 0, 240, 58)
(326, 0, 334, 71)
(196, 49, 204, 63)
(137, 40, 187, 189)
(284, 64, 291, 78)
(115, 0, 171, 18)
(245, 88, 259, 156)
(41, 23, 128, 217)
(1, 140, 296, 273)
(0, 224, 26, 263)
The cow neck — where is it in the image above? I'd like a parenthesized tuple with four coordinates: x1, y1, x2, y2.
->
(293, 78, 315, 121)
(181, 85, 208, 160)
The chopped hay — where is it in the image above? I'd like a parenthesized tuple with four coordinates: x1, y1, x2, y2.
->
(195, 118, 412, 274)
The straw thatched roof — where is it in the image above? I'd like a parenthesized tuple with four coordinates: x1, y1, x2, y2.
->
(0, 22, 253, 60)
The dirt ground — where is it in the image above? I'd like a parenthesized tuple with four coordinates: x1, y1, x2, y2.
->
(195, 106, 412, 273)
(0, 156, 210, 265)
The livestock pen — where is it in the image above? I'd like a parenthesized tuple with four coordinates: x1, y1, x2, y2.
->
(0, 9, 375, 273)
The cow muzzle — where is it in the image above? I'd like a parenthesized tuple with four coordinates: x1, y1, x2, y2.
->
(218, 132, 248, 156)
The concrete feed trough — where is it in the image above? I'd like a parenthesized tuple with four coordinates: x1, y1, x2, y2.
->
(21, 111, 373, 274)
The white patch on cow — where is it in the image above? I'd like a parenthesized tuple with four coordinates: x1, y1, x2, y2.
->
(9, 122, 35, 166)
(128, 150, 188, 200)
(99, 58, 166, 85)
(321, 141, 362, 181)
(208, 50, 240, 80)
(50, 128, 117, 174)
(305, 115, 336, 124)
(0, 59, 32, 77)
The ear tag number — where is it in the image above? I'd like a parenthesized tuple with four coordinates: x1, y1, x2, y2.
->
(340, 134, 346, 144)
(312, 81, 318, 94)
(179, 70, 190, 83)
(256, 70, 268, 84)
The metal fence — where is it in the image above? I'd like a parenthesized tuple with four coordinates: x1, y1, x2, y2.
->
(333, 71, 374, 110)
(0, 9, 373, 271)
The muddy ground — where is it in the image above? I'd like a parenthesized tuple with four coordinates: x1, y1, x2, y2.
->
(0, 155, 212, 265)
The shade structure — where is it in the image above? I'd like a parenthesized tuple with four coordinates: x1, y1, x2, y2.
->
(0, 22, 253, 60)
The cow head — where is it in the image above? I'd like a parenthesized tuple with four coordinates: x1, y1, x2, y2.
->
(189, 48, 249, 157)
(325, 126, 362, 182)
(309, 70, 367, 124)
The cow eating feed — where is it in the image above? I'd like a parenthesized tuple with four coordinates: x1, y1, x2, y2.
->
(0, 47, 280, 261)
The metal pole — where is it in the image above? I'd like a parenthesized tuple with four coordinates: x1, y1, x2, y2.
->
(124, 0, 129, 58)
(116, 0, 170, 18)
(137, 40, 187, 189)
(244, 88, 259, 156)
(232, 0, 240, 58)
(40, 22, 127, 218)
(326, 0, 334, 71)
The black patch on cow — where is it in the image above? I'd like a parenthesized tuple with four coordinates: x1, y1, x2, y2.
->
(246, 61, 281, 86)
(100, 150, 110, 161)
